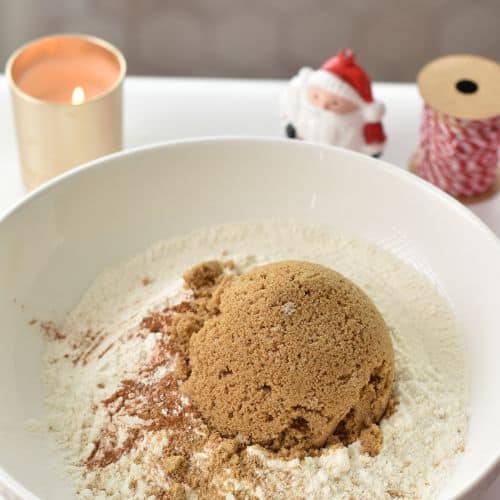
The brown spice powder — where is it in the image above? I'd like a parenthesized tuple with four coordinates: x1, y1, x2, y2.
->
(39, 321, 66, 340)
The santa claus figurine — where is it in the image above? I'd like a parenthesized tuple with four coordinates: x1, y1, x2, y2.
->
(282, 49, 386, 156)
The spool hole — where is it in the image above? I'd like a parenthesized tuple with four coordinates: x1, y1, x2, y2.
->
(455, 79, 478, 94)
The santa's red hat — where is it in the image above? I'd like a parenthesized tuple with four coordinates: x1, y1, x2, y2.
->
(309, 49, 385, 123)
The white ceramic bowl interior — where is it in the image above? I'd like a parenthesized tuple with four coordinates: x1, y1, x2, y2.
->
(0, 138, 499, 499)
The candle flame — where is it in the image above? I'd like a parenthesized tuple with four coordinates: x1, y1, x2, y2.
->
(71, 86, 85, 105)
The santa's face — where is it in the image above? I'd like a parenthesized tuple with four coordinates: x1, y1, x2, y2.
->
(306, 85, 359, 114)
(294, 88, 365, 149)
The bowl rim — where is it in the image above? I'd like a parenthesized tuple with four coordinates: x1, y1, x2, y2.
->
(2, 136, 500, 251)
(0, 136, 499, 499)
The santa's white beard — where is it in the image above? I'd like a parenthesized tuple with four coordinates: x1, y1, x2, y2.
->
(294, 100, 366, 151)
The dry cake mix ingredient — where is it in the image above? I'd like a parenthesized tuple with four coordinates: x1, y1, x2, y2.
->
(41, 222, 467, 499)
(184, 261, 394, 455)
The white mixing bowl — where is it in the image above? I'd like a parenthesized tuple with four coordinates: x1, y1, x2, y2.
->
(0, 138, 499, 499)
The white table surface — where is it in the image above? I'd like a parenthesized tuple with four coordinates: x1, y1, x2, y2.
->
(0, 76, 498, 499)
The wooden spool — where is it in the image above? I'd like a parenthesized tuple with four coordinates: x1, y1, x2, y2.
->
(411, 54, 500, 203)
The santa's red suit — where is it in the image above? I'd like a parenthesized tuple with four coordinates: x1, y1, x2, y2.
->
(282, 50, 386, 156)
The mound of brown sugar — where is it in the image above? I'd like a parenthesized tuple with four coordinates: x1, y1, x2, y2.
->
(183, 260, 394, 454)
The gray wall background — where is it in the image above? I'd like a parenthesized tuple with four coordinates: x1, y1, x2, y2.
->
(1, 0, 499, 81)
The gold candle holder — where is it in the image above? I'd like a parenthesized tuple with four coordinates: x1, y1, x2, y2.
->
(5, 34, 126, 190)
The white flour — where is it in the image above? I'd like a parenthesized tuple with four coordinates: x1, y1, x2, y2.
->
(42, 221, 467, 499)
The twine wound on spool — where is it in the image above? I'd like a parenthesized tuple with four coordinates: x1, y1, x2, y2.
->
(414, 55, 500, 201)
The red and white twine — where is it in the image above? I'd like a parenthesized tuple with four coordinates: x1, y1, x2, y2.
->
(415, 105, 500, 197)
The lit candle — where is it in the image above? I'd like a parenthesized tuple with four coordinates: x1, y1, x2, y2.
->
(6, 34, 126, 190)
